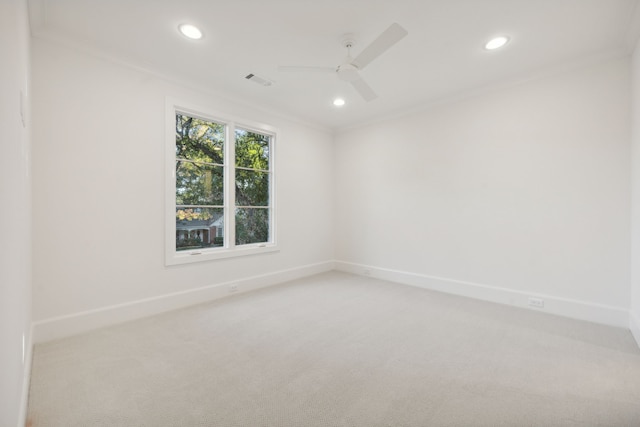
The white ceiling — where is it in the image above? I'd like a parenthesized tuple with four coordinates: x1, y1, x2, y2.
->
(28, 0, 640, 131)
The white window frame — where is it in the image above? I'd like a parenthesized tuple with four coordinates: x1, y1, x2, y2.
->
(165, 98, 278, 266)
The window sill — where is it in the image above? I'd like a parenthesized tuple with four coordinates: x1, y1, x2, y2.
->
(166, 244, 279, 266)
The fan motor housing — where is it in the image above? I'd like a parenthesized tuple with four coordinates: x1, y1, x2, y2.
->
(337, 63, 360, 82)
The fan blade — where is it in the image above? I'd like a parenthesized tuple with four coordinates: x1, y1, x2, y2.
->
(351, 78, 378, 102)
(278, 66, 335, 73)
(351, 23, 408, 70)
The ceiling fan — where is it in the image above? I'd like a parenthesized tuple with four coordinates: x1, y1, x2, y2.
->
(278, 23, 408, 102)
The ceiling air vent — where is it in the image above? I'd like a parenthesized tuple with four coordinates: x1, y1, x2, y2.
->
(245, 74, 273, 87)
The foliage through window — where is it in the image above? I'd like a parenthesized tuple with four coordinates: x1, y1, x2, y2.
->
(235, 128, 270, 245)
(175, 114, 225, 251)
(169, 106, 275, 263)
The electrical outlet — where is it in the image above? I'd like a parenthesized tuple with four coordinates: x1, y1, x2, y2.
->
(528, 297, 544, 308)
(229, 284, 238, 293)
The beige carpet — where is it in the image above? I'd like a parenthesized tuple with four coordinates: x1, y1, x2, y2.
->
(27, 272, 640, 426)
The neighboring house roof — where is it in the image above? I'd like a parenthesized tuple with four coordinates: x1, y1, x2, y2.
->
(176, 213, 223, 230)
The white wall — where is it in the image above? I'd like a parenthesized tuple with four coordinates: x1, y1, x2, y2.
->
(631, 42, 640, 346)
(334, 57, 631, 326)
(27, 26, 638, 344)
(0, 0, 32, 425)
(31, 38, 334, 341)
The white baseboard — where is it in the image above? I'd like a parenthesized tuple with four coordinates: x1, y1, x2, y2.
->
(31, 259, 634, 344)
(33, 261, 335, 343)
(631, 311, 640, 348)
(335, 261, 630, 329)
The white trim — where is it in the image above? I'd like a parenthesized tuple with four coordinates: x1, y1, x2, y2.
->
(30, 32, 331, 134)
(18, 323, 33, 427)
(166, 98, 279, 265)
(631, 310, 640, 349)
(32, 261, 335, 343)
(171, 244, 280, 265)
(335, 47, 629, 134)
(335, 261, 630, 328)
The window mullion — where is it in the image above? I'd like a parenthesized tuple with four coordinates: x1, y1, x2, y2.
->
(226, 123, 236, 249)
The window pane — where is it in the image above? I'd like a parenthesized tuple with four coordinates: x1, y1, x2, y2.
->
(176, 208, 224, 250)
(235, 208, 269, 245)
(176, 114, 224, 164)
(235, 128, 270, 170)
(176, 161, 223, 206)
(235, 169, 269, 207)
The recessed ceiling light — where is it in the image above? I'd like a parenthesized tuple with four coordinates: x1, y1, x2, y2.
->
(179, 24, 203, 40)
(333, 98, 346, 107)
(484, 36, 510, 51)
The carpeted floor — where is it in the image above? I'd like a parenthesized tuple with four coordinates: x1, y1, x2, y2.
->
(27, 271, 640, 426)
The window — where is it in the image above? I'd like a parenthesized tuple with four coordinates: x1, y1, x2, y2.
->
(166, 100, 277, 265)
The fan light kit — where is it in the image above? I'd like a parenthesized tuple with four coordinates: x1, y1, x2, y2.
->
(485, 36, 509, 50)
(179, 24, 203, 40)
(279, 22, 409, 103)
